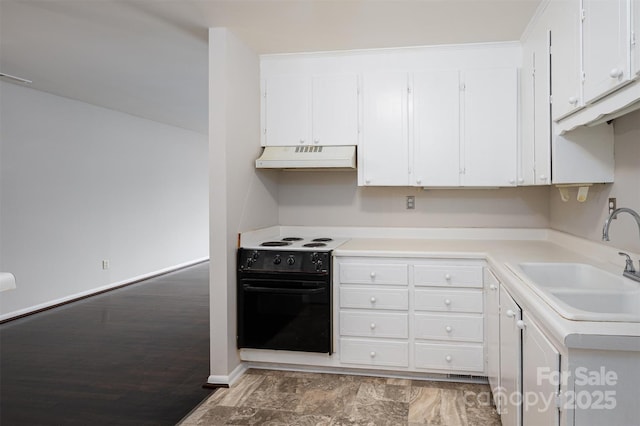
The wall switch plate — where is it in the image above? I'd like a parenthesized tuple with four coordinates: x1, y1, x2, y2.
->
(102, 260, 110, 270)
(406, 196, 415, 210)
(608, 198, 617, 217)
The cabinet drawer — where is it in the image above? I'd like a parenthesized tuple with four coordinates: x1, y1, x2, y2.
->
(340, 338, 409, 367)
(340, 263, 408, 286)
(414, 313, 484, 342)
(340, 287, 408, 310)
(414, 265, 482, 288)
(415, 342, 484, 373)
(414, 288, 483, 313)
(340, 312, 408, 339)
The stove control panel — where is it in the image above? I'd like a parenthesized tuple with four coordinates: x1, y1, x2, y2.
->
(238, 249, 330, 274)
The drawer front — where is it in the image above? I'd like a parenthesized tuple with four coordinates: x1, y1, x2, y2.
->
(340, 287, 409, 310)
(340, 338, 409, 367)
(414, 288, 483, 313)
(340, 312, 408, 339)
(414, 313, 484, 342)
(340, 263, 408, 286)
(415, 342, 484, 373)
(414, 265, 482, 288)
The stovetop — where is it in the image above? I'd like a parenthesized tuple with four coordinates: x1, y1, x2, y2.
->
(241, 235, 349, 251)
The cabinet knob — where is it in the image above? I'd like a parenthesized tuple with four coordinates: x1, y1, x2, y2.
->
(416, 179, 422, 185)
(518, 178, 524, 184)
(444, 299, 451, 306)
(609, 68, 623, 79)
(506, 309, 516, 318)
(489, 284, 497, 291)
(370, 351, 376, 358)
(370, 296, 377, 303)
(365, 179, 371, 185)
(370, 323, 376, 329)
(314, 138, 320, 144)
(568, 96, 578, 105)
(299, 139, 305, 144)
(370, 272, 376, 279)
(444, 274, 451, 281)
(539, 175, 547, 181)
(445, 355, 452, 362)
(508, 179, 515, 185)
(516, 320, 526, 329)
(445, 326, 452, 333)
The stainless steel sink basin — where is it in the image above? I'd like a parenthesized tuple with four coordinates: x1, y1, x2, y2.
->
(509, 262, 640, 322)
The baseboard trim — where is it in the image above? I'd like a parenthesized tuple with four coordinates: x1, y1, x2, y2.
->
(207, 363, 247, 387)
(0, 257, 209, 323)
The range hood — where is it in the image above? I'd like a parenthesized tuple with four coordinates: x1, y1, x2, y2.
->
(255, 146, 356, 170)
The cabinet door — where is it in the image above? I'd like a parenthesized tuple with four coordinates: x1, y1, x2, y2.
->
(312, 74, 359, 146)
(499, 285, 522, 426)
(522, 312, 561, 426)
(412, 70, 461, 187)
(521, 19, 552, 186)
(462, 68, 518, 187)
(360, 72, 409, 186)
(262, 74, 310, 146)
(582, 0, 631, 103)
(548, 0, 583, 120)
(484, 269, 501, 414)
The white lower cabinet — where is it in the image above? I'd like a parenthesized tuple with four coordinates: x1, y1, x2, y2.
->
(499, 285, 523, 426)
(336, 257, 485, 374)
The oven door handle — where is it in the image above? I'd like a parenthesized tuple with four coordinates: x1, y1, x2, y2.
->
(242, 285, 326, 295)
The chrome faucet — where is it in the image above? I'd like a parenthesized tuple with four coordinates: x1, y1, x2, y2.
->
(602, 207, 640, 241)
(602, 207, 640, 283)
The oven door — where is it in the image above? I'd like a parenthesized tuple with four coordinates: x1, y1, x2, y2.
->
(237, 276, 331, 353)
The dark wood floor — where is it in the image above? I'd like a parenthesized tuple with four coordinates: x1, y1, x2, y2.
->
(0, 261, 212, 425)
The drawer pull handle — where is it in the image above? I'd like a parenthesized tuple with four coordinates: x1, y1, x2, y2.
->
(445, 326, 452, 333)
(370, 272, 376, 279)
(506, 309, 516, 318)
(444, 274, 451, 281)
(370, 323, 376, 329)
(489, 284, 497, 290)
(445, 355, 452, 362)
(370, 351, 376, 358)
(370, 296, 377, 303)
(444, 299, 451, 306)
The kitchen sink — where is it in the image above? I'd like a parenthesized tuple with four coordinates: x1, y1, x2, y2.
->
(509, 262, 640, 322)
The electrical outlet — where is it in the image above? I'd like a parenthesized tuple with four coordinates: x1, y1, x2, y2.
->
(406, 196, 415, 210)
(102, 260, 110, 270)
(608, 198, 617, 217)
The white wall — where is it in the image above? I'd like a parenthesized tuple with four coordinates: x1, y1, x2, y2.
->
(550, 110, 640, 253)
(278, 172, 550, 228)
(208, 28, 279, 383)
(0, 82, 209, 319)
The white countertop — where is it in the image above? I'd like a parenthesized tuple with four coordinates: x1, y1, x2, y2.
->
(333, 234, 640, 351)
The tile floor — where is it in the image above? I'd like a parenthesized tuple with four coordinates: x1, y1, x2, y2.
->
(179, 369, 501, 425)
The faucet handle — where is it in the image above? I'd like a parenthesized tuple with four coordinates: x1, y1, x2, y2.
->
(618, 252, 637, 273)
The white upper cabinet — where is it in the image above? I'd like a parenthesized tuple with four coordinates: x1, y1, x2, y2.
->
(521, 7, 552, 186)
(582, 0, 632, 103)
(412, 70, 461, 187)
(548, 0, 583, 121)
(262, 74, 310, 146)
(360, 72, 410, 186)
(261, 73, 358, 146)
(462, 68, 518, 187)
(312, 74, 359, 146)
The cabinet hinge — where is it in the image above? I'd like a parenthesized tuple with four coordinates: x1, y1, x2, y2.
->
(407, 86, 412, 94)
(581, 71, 586, 82)
(581, 8, 586, 21)
(263, 128, 267, 135)
(632, 31, 637, 47)
(263, 90, 267, 99)
(555, 391, 563, 410)
(459, 83, 466, 91)
(549, 95, 553, 104)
